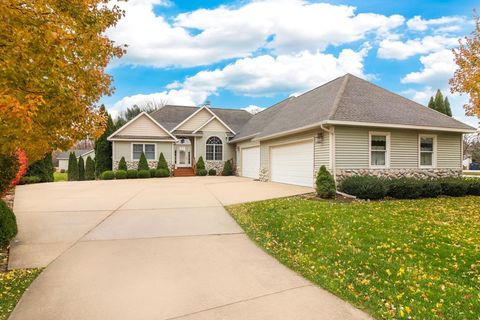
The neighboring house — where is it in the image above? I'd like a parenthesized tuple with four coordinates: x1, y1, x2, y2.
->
(57, 149, 95, 171)
(109, 74, 476, 187)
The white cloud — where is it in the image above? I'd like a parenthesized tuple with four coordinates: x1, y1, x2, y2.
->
(401, 49, 456, 86)
(243, 105, 265, 114)
(108, 89, 207, 117)
(178, 46, 370, 97)
(406, 15, 465, 32)
(107, 0, 403, 67)
(377, 35, 458, 60)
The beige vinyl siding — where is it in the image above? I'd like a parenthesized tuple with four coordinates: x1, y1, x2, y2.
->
(195, 131, 235, 162)
(201, 118, 229, 132)
(235, 140, 260, 168)
(113, 141, 173, 162)
(437, 132, 462, 168)
(335, 126, 369, 169)
(119, 114, 169, 137)
(334, 125, 463, 169)
(178, 109, 212, 131)
(315, 130, 330, 170)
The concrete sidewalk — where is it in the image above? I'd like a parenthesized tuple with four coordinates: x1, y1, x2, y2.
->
(9, 177, 371, 320)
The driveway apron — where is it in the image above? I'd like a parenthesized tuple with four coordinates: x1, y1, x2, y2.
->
(9, 177, 371, 320)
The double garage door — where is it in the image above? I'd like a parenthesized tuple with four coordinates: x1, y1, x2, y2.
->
(241, 141, 314, 187)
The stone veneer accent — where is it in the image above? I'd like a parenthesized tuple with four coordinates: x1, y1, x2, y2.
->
(335, 168, 462, 182)
(204, 160, 225, 175)
(113, 160, 174, 172)
(259, 167, 269, 182)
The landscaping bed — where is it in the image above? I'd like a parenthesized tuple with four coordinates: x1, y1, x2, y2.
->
(227, 196, 480, 320)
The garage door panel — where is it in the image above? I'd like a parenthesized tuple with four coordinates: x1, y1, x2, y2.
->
(241, 147, 260, 179)
(270, 141, 314, 187)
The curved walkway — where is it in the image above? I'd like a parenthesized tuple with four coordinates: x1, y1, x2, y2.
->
(9, 177, 371, 320)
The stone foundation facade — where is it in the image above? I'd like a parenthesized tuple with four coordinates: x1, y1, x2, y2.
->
(259, 167, 269, 182)
(335, 168, 462, 182)
(204, 160, 225, 175)
(113, 160, 174, 172)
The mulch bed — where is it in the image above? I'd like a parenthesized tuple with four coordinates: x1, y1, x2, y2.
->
(300, 192, 358, 203)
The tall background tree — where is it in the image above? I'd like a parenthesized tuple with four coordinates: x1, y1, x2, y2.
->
(114, 101, 166, 128)
(0, 1, 125, 164)
(450, 12, 480, 118)
(95, 106, 115, 176)
(428, 90, 452, 116)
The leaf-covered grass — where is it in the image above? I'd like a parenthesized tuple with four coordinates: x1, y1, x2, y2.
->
(464, 171, 480, 176)
(53, 172, 67, 182)
(227, 196, 480, 320)
(0, 268, 42, 319)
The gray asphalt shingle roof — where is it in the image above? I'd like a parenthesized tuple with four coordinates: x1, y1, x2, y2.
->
(149, 105, 252, 133)
(232, 74, 475, 141)
(57, 149, 93, 160)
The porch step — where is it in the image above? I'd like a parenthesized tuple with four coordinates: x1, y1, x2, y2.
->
(173, 168, 195, 177)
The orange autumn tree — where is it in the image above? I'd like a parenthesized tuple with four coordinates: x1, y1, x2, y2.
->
(0, 0, 126, 163)
(450, 12, 480, 118)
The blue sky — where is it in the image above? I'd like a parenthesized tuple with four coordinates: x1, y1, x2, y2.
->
(103, 0, 479, 127)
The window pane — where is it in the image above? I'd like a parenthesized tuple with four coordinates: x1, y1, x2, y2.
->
(206, 145, 214, 160)
(420, 137, 433, 152)
(215, 146, 223, 160)
(371, 151, 386, 166)
(145, 144, 155, 160)
(421, 152, 433, 166)
(371, 135, 386, 151)
(133, 144, 143, 160)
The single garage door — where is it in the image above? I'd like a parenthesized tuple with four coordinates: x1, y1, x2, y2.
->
(241, 147, 260, 179)
(270, 141, 314, 187)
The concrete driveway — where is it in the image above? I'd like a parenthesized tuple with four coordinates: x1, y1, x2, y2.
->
(9, 177, 371, 320)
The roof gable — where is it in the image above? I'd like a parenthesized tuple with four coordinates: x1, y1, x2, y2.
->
(176, 108, 212, 131)
(108, 112, 176, 141)
(194, 117, 230, 133)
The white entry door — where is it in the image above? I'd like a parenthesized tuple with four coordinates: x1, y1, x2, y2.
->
(175, 139, 192, 167)
(241, 147, 260, 179)
(270, 141, 314, 187)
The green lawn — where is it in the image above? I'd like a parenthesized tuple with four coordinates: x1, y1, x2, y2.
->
(227, 196, 480, 320)
(464, 171, 480, 176)
(0, 268, 42, 319)
(53, 172, 67, 182)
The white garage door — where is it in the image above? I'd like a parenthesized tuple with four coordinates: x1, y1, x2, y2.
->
(241, 147, 260, 179)
(271, 141, 314, 187)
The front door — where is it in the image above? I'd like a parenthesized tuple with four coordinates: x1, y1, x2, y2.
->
(175, 139, 192, 168)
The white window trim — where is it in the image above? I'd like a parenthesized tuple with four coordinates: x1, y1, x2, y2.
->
(205, 136, 224, 161)
(418, 134, 437, 168)
(131, 143, 156, 161)
(369, 131, 391, 169)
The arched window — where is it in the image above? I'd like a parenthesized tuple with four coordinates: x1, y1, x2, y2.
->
(206, 136, 222, 160)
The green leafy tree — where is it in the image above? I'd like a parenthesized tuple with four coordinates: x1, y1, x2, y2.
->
(25, 153, 54, 182)
(78, 157, 85, 181)
(118, 156, 127, 171)
(95, 106, 114, 177)
(67, 152, 79, 181)
(137, 152, 149, 171)
(427, 97, 435, 110)
(444, 97, 452, 116)
(85, 156, 95, 180)
(316, 166, 336, 199)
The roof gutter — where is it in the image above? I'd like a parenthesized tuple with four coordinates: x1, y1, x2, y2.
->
(252, 122, 325, 142)
(228, 133, 259, 144)
(324, 120, 477, 133)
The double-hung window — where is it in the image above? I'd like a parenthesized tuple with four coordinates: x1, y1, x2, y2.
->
(369, 132, 390, 168)
(419, 135, 436, 167)
(132, 143, 156, 160)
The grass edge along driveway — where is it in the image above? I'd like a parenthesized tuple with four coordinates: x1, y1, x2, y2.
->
(227, 196, 480, 320)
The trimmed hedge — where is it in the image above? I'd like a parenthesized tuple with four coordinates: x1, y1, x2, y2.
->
(340, 175, 478, 200)
(196, 156, 205, 171)
(340, 176, 388, 200)
(115, 170, 127, 179)
(101, 170, 115, 180)
(127, 170, 138, 179)
(386, 178, 422, 199)
(208, 169, 217, 176)
(0, 200, 17, 246)
(156, 152, 170, 176)
(156, 168, 170, 177)
(138, 153, 149, 171)
(197, 168, 207, 176)
(20, 176, 41, 184)
(118, 156, 128, 171)
(85, 156, 95, 180)
(137, 170, 151, 178)
(316, 165, 336, 199)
